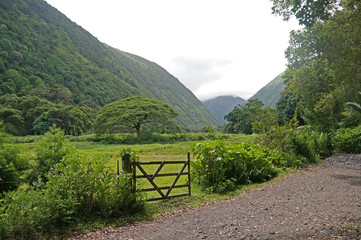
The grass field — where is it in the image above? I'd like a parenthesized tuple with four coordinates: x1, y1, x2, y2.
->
(8, 133, 262, 223)
(68, 133, 258, 201)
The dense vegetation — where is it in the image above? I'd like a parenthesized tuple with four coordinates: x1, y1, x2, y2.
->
(225, 0, 361, 136)
(191, 138, 281, 193)
(0, 126, 145, 239)
(272, 0, 361, 132)
(0, 0, 219, 135)
(224, 99, 276, 135)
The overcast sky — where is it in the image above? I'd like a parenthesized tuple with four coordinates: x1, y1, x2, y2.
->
(45, 0, 300, 100)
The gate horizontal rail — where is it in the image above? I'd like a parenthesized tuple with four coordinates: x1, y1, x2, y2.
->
(136, 172, 188, 178)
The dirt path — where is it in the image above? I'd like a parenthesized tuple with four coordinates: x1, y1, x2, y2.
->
(72, 154, 361, 239)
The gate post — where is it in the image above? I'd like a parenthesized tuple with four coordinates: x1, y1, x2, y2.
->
(188, 152, 191, 196)
(122, 154, 132, 173)
(121, 150, 136, 193)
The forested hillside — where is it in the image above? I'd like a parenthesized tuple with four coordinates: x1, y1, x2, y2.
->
(203, 96, 246, 124)
(108, 48, 218, 128)
(0, 0, 218, 135)
(249, 72, 285, 108)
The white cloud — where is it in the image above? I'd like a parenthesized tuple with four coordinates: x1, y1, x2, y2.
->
(169, 56, 231, 91)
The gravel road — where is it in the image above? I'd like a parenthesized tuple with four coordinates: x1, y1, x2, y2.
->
(71, 154, 361, 239)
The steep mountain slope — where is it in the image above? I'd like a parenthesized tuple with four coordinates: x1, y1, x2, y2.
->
(203, 96, 246, 124)
(249, 72, 285, 108)
(108, 49, 219, 128)
(0, 0, 219, 130)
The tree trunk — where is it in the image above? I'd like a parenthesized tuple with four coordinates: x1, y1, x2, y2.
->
(136, 125, 141, 141)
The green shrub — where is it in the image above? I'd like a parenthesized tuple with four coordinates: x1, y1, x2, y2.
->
(0, 145, 29, 192)
(27, 126, 74, 182)
(191, 140, 280, 193)
(191, 140, 229, 193)
(333, 126, 361, 153)
(306, 129, 333, 158)
(259, 123, 324, 167)
(227, 143, 281, 184)
(47, 153, 143, 218)
(0, 153, 144, 239)
(0, 122, 30, 193)
(0, 187, 65, 239)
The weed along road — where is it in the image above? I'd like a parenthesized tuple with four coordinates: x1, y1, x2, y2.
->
(71, 154, 361, 239)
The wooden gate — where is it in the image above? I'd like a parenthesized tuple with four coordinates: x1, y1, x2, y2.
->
(132, 153, 191, 201)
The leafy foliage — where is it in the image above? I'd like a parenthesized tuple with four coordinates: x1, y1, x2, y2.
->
(333, 126, 361, 154)
(0, 122, 29, 192)
(0, 95, 95, 136)
(191, 139, 280, 193)
(224, 99, 264, 134)
(271, 0, 347, 27)
(27, 126, 74, 182)
(275, 92, 303, 125)
(32, 104, 95, 135)
(274, 1, 361, 132)
(259, 122, 332, 167)
(346, 92, 361, 114)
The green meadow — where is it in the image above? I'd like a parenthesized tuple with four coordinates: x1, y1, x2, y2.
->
(69, 134, 258, 200)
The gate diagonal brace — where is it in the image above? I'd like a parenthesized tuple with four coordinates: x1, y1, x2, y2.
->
(165, 160, 188, 197)
(134, 162, 166, 199)
(151, 161, 165, 181)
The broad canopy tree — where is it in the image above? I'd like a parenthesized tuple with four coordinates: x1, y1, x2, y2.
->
(270, 0, 359, 27)
(95, 96, 178, 141)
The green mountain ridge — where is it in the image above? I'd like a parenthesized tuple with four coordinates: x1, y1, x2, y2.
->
(249, 72, 285, 108)
(202, 72, 285, 123)
(202, 96, 246, 124)
(0, 0, 219, 131)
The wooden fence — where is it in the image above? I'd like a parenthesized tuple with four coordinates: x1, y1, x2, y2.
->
(120, 153, 191, 201)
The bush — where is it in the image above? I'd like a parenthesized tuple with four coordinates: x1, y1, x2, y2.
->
(27, 126, 74, 182)
(227, 143, 281, 184)
(333, 126, 361, 153)
(0, 153, 144, 239)
(47, 153, 143, 218)
(0, 183, 77, 239)
(0, 145, 29, 192)
(191, 140, 280, 193)
(259, 123, 325, 168)
(0, 122, 30, 193)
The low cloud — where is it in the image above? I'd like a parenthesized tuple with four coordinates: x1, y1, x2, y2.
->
(169, 56, 231, 91)
(196, 89, 254, 102)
